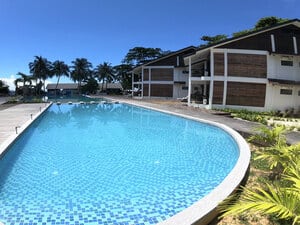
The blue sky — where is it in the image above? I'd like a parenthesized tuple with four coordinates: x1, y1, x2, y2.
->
(0, 0, 299, 89)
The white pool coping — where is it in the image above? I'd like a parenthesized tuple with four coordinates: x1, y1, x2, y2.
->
(118, 100, 251, 225)
(0, 103, 52, 157)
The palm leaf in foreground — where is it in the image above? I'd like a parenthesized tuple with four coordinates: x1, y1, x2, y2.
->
(219, 185, 300, 225)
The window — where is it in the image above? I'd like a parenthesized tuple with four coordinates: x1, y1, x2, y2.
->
(182, 86, 188, 90)
(281, 56, 293, 66)
(280, 89, 292, 95)
(298, 90, 300, 96)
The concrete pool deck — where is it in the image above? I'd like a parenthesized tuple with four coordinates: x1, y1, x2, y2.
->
(0, 102, 51, 155)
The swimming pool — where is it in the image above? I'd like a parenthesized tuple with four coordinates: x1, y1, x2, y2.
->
(0, 103, 243, 225)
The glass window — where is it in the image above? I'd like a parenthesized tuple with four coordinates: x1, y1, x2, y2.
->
(280, 89, 292, 95)
(281, 60, 293, 66)
(281, 56, 293, 66)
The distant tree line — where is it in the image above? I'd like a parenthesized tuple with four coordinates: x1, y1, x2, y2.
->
(14, 47, 169, 97)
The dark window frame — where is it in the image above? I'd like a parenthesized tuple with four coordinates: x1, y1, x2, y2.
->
(280, 89, 293, 95)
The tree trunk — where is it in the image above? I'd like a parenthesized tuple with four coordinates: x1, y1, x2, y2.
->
(55, 76, 61, 98)
(101, 81, 104, 92)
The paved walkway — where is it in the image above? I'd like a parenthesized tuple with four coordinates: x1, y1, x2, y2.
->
(106, 96, 300, 145)
(0, 97, 10, 105)
(0, 103, 48, 147)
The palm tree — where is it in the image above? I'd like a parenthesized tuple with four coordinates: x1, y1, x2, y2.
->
(219, 126, 300, 225)
(15, 72, 34, 96)
(29, 56, 52, 96)
(94, 62, 115, 92)
(17, 72, 33, 87)
(52, 60, 70, 96)
(70, 58, 92, 94)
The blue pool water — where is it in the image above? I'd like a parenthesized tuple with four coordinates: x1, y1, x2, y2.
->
(0, 103, 239, 225)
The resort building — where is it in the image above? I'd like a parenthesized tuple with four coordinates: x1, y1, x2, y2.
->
(185, 19, 300, 111)
(47, 83, 123, 96)
(131, 46, 196, 98)
(47, 83, 79, 96)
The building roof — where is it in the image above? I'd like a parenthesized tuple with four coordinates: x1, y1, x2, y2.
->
(99, 83, 123, 89)
(206, 19, 299, 50)
(184, 18, 300, 58)
(46, 83, 79, 90)
(47, 82, 123, 90)
(132, 46, 197, 72)
(184, 19, 300, 64)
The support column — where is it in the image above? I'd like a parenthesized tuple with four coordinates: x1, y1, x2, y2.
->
(187, 57, 192, 106)
(149, 68, 151, 98)
(141, 67, 144, 98)
(208, 50, 214, 109)
(131, 72, 134, 97)
(204, 61, 208, 97)
(293, 37, 298, 54)
(223, 50, 228, 106)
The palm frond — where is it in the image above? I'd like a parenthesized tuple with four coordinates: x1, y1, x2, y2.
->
(219, 185, 300, 223)
(248, 126, 286, 146)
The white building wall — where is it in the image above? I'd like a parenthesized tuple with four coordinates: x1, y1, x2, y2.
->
(268, 54, 300, 81)
(265, 84, 300, 111)
(173, 68, 189, 98)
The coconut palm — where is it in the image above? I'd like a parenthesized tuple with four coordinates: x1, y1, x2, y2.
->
(219, 126, 300, 225)
(29, 56, 52, 96)
(94, 62, 115, 92)
(52, 60, 70, 96)
(16, 72, 32, 87)
(70, 58, 92, 94)
(15, 72, 35, 96)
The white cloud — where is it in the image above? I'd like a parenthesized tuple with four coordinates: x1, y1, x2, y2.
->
(1, 75, 16, 91)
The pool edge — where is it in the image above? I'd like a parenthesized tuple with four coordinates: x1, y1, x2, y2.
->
(118, 100, 251, 225)
(0, 102, 53, 158)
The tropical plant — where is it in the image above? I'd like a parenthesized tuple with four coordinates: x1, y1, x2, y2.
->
(70, 58, 92, 94)
(122, 47, 168, 66)
(219, 126, 300, 225)
(81, 78, 98, 94)
(52, 60, 70, 96)
(200, 34, 228, 46)
(0, 80, 9, 95)
(15, 72, 36, 96)
(94, 62, 115, 92)
(16, 72, 32, 87)
(29, 56, 52, 95)
(114, 64, 132, 90)
(232, 16, 288, 38)
(248, 125, 287, 146)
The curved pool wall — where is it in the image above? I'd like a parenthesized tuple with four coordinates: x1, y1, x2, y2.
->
(121, 101, 251, 225)
(0, 102, 250, 225)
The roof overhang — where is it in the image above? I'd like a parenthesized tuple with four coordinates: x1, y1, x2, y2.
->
(268, 78, 300, 86)
(131, 46, 197, 73)
(184, 19, 300, 63)
(184, 48, 210, 65)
